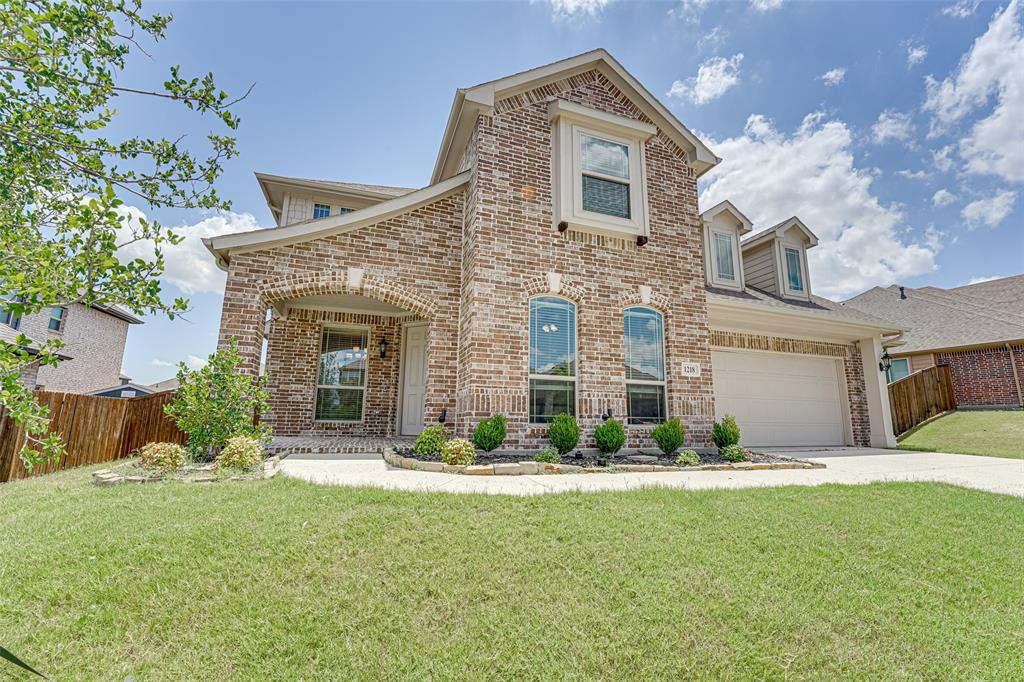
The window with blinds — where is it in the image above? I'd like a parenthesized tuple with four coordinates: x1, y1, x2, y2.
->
(580, 134, 631, 219)
(529, 296, 577, 422)
(315, 327, 369, 421)
(624, 307, 666, 423)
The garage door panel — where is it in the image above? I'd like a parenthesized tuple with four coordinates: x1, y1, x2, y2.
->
(711, 349, 846, 447)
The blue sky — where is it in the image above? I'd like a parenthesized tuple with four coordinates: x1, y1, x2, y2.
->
(115, 0, 1022, 384)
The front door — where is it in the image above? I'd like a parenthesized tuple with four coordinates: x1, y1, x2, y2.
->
(400, 323, 428, 436)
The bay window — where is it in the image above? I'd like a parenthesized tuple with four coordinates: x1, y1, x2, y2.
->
(529, 296, 576, 422)
(315, 327, 369, 421)
(624, 306, 666, 423)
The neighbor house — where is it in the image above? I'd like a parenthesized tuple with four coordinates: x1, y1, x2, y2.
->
(843, 275, 1024, 409)
(205, 50, 902, 449)
(3, 300, 142, 393)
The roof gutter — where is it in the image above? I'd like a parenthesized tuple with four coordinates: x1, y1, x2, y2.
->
(708, 295, 907, 338)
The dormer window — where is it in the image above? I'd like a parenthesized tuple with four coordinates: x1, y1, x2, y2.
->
(713, 232, 737, 283)
(312, 203, 331, 219)
(549, 100, 654, 239)
(784, 247, 804, 293)
(701, 200, 751, 291)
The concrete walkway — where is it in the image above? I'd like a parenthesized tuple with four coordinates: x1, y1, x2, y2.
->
(279, 449, 1024, 497)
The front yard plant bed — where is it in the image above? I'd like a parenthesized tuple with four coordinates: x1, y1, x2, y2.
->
(91, 456, 281, 486)
(386, 446, 822, 475)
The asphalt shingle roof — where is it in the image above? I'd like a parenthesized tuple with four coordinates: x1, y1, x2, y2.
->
(841, 275, 1024, 353)
(706, 285, 896, 327)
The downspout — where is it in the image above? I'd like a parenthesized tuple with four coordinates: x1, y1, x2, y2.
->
(1007, 343, 1024, 408)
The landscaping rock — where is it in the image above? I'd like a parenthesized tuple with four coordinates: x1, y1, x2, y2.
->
(618, 464, 654, 472)
(442, 464, 467, 474)
(518, 461, 540, 475)
(400, 457, 417, 470)
(626, 455, 658, 464)
(493, 463, 521, 476)
(414, 461, 444, 473)
(465, 465, 494, 476)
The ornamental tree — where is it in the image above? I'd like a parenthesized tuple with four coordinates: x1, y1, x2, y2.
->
(0, 0, 250, 466)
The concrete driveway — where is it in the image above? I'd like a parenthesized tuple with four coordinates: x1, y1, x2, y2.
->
(279, 449, 1024, 497)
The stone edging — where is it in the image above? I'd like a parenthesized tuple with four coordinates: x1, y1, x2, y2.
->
(92, 456, 282, 486)
(382, 447, 824, 476)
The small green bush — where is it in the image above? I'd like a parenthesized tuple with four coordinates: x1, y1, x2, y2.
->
(441, 438, 476, 466)
(138, 442, 185, 473)
(215, 435, 265, 470)
(651, 418, 686, 455)
(720, 444, 748, 462)
(593, 418, 626, 455)
(472, 414, 507, 452)
(533, 447, 560, 464)
(676, 449, 700, 467)
(548, 413, 580, 454)
(712, 414, 741, 449)
(413, 425, 447, 456)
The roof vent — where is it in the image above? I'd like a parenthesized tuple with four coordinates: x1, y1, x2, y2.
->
(899, 286, 907, 300)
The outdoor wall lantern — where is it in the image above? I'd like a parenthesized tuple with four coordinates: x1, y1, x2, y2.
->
(379, 338, 388, 359)
(879, 349, 893, 374)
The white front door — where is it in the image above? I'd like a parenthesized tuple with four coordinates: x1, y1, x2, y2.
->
(400, 324, 428, 436)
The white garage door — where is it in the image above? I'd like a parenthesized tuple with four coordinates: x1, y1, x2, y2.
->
(711, 350, 846, 447)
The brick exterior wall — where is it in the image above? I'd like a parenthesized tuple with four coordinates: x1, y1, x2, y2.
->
(937, 344, 1024, 408)
(708, 331, 872, 447)
(20, 304, 130, 394)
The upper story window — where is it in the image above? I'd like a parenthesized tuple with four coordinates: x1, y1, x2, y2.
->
(624, 307, 666, 424)
(312, 203, 331, 219)
(0, 294, 21, 330)
(712, 232, 738, 284)
(549, 100, 654, 240)
(315, 327, 369, 422)
(337, 207, 353, 215)
(529, 296, 576, 423)
(784, 247, 804, 294)
(48, 306, 66, 332)
(886, 358, 910, 384)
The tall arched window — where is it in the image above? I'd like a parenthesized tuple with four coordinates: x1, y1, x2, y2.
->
(529, 296, 577, 423)
(624, 306, 666, 423)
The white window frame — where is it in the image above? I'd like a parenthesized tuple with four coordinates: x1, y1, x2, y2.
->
(708, 229, 742, 289)
(624, 306, 668, 424)
(549, 99, 654, 240)
(312, 203, 331, 220)
(528, 295, 579, 424)
(313, 324, 370, 423)
(779, 241, 810, 300)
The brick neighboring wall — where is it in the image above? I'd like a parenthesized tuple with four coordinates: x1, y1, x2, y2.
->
(26, 304, 130, 394)
(709, 331, 872, 447)
(937, 344, 1024, 407)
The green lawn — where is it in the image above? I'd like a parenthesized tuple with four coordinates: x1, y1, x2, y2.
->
(2, 467, 1023, 680)
(898, 409, 1024, 459)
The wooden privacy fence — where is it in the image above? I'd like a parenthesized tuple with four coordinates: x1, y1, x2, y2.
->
(888, 364, 956, 436)
(0, 390, 185, 483)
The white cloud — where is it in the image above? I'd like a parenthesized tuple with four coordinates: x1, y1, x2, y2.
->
(871, 110, 915, 144)
(668, 0, 708, 23)
(895, 169, 931, 180)
(151, 358, 175, 368)
(962, 274, 1003, 285)
(184, 354, 208, 370)
(543, 0, 611, 21)
(750, 0, 783, 12)
(932, 189, 957, 206)
(698, 26, 729, 50)
(943, 0, 981, 18)
(698, 112, 938, 297)
(819, 67, 846, 86)
(906, 44, 929, 67)
(962, 189, 1018, 227)
(932, 144, 955, 172)
(667, 53, 744, 105)
(114, 206, 263, 295)
(924, 0, 1024, 182)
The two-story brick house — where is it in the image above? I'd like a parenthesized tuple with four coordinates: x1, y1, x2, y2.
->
(205, 50, 900, 449)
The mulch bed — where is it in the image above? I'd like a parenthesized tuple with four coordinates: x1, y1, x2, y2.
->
(395, 447, 797, 469)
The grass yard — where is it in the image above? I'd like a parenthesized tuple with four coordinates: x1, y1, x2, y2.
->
(898, 409, 1024, 459)
(2, 468, 1023, 680)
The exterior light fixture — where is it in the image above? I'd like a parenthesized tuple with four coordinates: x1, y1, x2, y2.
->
(379, 339, 388, 359)
(879, 349, 893, 374)
(438, 408, 447, 424)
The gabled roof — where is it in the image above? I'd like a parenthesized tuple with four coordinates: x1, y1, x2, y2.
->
(255, 172, 415, 225)
(740, 216, 819, 251)
(205, 171, 470, 268)
(87, 382, 155, 397)
(93, 303, 143, 324)
(700, 200, 754, 234)
(431, 49, 720, 184)
(841, 276, 1024, 354)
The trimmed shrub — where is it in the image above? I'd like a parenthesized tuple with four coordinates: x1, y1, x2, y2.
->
(720, 444, 749, 462)
(651, 418, 686, 456)
(712, 414, 741, 449)
(138, 442, 185, 473)
(676, 449, 700, 467)
(548, 413, 580, 454)
(533, 447, 560, 464)
(472, 414, 507, 452)
(413, 425, 447, 457)
(441, 438, 475, 466)
(593, 418, 626, 455)
(216, 435, 265, 471)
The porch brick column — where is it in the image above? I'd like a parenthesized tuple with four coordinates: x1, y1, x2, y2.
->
(217, 263, 265, 376)
(859, 336, 897, 448)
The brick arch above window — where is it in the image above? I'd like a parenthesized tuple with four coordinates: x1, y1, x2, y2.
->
(522, 274, 587, 306)
(617, 289, 672, 316)
(258, 270, 439, 320)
